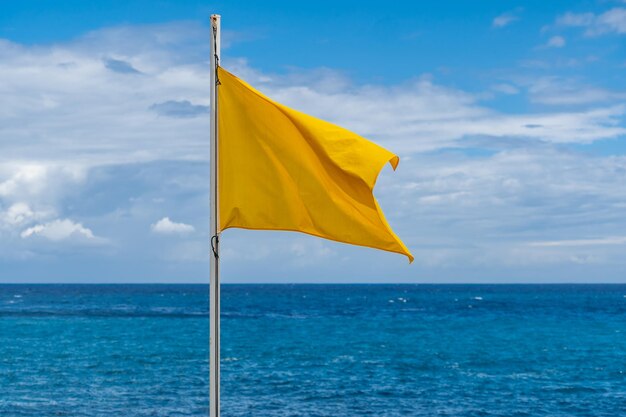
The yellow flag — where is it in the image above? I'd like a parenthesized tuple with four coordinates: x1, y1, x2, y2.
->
(217, 67, 413, 263)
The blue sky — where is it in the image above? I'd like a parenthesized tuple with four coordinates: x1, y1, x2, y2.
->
(0, 1, 625, 283)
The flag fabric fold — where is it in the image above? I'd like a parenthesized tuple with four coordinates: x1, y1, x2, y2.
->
(217, 67, 413, 263)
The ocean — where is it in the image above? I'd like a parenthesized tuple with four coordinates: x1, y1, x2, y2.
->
(0, 284, 624, 416)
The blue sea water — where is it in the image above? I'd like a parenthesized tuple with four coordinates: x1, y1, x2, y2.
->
(0, 285, 625, 417)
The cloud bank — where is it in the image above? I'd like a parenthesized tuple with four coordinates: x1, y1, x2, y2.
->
(0, 19, 624, 281)
(556, 7, 626, 36)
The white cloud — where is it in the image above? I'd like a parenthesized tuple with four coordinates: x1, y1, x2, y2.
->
(2, 203, 38, 226)
(378, 146, 626, 268)
(0, 23, 622, 171)
(556, 8, 626, 36)
(234, 67, 626, 152)
(527, 77, 626, 106)
(493, 12, 519, 28)
(0, 25, 212, 167)
(0, 164, 51, 199)
(491, 83, 519, 95)
(529, 237, 626, 247)
(0, 163, 84, 240)
(20, 219, 96, 241)
(151, 217, 195, 234)
(0, 163, 85, 203)
(556, 12, 595, 28)
(546, 35, 566, 48)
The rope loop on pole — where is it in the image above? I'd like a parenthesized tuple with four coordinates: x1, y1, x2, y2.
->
(212, 25, 221, 85)
(211, 234, 219, 259)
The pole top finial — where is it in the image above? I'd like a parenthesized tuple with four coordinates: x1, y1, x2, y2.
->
(211, 14, 221, 30)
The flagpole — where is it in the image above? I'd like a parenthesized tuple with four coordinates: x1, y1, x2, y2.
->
(209, 13, 221, 417)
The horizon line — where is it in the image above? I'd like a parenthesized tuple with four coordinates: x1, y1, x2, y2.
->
(0, 281, 625, 285)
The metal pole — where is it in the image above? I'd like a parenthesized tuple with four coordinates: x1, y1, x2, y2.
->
(209, 13, 221, 417)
